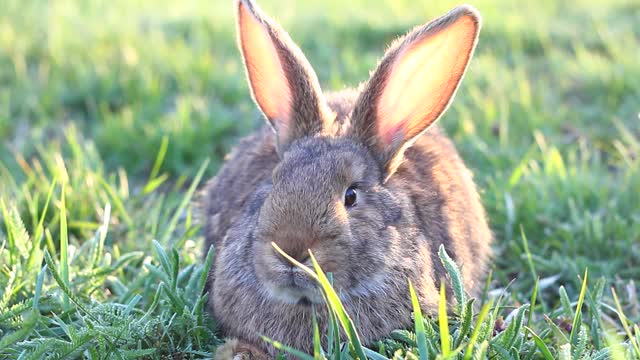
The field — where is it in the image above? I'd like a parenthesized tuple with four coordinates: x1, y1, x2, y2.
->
(1, 0, 639, 358)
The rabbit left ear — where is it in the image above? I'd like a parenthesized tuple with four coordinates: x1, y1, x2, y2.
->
(349, 5, 481, 178)
(236, 0, 332, 153)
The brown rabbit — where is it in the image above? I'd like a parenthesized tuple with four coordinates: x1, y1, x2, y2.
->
(203, 0, 492, 358)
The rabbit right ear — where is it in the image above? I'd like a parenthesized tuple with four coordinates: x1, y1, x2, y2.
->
(236, 0, 333, 153)
(349, 6, 481, 180)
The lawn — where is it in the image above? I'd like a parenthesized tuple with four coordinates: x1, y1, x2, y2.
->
(1, 0, 639, 358)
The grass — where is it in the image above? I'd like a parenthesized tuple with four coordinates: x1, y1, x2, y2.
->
(1, 0, 639, 358)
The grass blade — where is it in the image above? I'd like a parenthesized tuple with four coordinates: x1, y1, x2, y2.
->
(611, 287, 640, 357)
(525, 326, 554, 360)
(147, 136, 169, 184)
(455, 299, 475, 349)
(43, 250, 99, 323)
(99, 178, 133, 228)
(271, 243, 367, 360)
(261, 337, 315, 360)
(162, 158, 209, 246)
(28, 176, 57, 271)
(32, 265, 47, 311)
(312, 308, 322, 359)
(59, 182, 69, 308)
(543, 314, 569, 345)
(463, 301, 492, 360)
(409, 280, 428, 360)
(520, 225, 537, 282)
(309, 254, 367, 359)
(528, 277, 539, 329)
(438, 245, 466, 315)
(438, 280, 450, 356)
(569, 269, 588, 345)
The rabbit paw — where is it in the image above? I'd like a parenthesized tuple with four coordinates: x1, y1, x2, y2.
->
(215, 339, 269, 360)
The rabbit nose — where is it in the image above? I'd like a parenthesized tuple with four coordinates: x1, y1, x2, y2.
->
(275, 250, 310, 267)
(297, 253, 311, 265)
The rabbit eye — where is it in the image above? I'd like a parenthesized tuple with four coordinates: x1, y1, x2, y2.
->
(344, 186, 357, 207)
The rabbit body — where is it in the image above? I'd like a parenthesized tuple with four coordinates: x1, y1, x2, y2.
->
(204, 0, 492, 358)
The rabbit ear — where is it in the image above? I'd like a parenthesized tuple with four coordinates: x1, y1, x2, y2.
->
(236, 0, 332, 152)
(350, 5, 481, 178)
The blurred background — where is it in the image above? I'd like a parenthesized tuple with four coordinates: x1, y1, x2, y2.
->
(0, 0, 639, 347)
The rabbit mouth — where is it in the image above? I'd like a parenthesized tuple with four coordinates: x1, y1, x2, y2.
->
(264, 274, 324, 305)
(268, 285, 324, 305)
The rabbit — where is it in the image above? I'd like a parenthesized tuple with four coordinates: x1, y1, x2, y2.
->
(202, 0, 492, 358)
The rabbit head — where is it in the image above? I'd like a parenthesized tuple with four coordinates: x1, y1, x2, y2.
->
(235, 0, 482, 306)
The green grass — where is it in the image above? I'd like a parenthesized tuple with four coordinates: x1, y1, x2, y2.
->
(1, 0, 639, 358)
